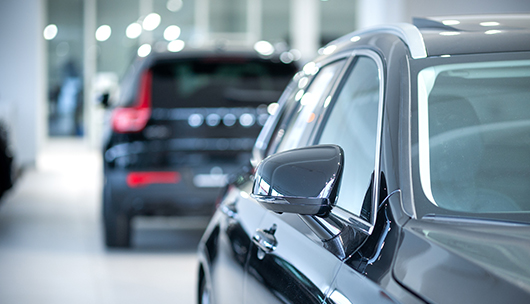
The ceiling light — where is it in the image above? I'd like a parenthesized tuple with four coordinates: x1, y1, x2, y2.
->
(43, 24, 58, 40)
(442, 20, 460, 26)
(485, 30, 502, 35)
(167, 0, 183, 12)
(168, 40, 185, 52)
(439, 31, 460, 36)
(137, 44, 152, 57)
(95, 25, 111, 41)
(126, 22, 142, 39)
(164, 25, 181, 41)
(322, 45, 336, 55)
(303, 62, 319, 75)
(280, 52, 294, 64)
(143, 13, 161, 31)
(480, 21, 500, 27)
(254, 41, 274, 56)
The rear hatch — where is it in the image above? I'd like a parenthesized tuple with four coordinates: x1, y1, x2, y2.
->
(106, 54, 296, 188)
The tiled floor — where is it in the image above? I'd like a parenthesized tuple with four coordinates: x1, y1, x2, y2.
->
(0, 139, 205, 304)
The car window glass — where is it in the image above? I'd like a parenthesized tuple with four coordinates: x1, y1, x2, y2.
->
(317, 56, 380, 220)
(116, 59, 144, 107)
(417, 59, 530, 213)
(264, 80, 305, 156)
(272, 60, 344, 153)
(151, 59, 296, 108)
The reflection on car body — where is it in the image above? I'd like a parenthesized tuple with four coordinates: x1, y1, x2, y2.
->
(197, 14, 530, 304)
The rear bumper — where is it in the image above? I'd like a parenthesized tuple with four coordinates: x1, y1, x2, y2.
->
(105, 169, 222, 216)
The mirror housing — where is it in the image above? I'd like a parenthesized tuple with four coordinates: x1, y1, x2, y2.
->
(98, 92, 110, 108)
(251, 145, 344, 217)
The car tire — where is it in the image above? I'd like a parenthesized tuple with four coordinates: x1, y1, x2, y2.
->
(103, 184, 131, 248)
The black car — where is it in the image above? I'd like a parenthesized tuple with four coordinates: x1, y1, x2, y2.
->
(197, 14, 530, 303)
(102, 47, 298, 248)
(0, 120, 14, 200)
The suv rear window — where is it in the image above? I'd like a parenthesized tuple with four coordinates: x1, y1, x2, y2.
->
(150, 58, 295, 108)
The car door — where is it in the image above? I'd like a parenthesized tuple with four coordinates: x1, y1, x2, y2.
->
(206, 180, 268, 304)
(242, 58, 349, 304)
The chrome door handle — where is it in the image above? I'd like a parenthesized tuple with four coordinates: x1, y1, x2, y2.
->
(252, 224, 277, 253)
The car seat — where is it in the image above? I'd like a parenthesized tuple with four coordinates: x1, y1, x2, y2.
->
(427, 95, 518, 212)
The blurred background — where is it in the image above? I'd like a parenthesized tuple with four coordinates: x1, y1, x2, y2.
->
(1, 0, 530, 169)
(0, 0, 529, 303)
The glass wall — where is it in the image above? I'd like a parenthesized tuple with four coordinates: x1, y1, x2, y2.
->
(46, 0, 84, 136)
(45, 0, 358, 137)
(262, 0, 290, 44)
(321, 0, 357, 44)
(96, 0, 139, 77)
(210, 0, 247, 34)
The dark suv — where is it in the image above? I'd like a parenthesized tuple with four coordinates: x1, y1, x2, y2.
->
(197, 15, 530, 303)
(102, 48, 297, 248)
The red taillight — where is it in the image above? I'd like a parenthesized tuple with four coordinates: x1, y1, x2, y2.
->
(126, 171, 181, 188)
(112, 107, 151, 133)
(112, 70, 152, 133)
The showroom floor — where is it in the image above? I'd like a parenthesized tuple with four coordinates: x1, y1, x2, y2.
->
(0, 139, 207, 304)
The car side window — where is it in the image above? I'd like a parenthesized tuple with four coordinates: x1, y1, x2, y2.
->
(267, 60, 345, 155)
(317, 56, 381, 220)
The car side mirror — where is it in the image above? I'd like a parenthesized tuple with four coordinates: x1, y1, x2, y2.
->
(251, 145, 344, 217)
(98, 92, 110, 108)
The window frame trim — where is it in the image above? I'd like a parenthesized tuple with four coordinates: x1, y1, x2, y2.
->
(274, 58, 352, 154)
(252, 55, 352, 166)
(312, 49, 386, 233)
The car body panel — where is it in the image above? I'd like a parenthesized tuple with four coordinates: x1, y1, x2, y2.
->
(199, 180, 266, 304)
(416, 15, 530, 56)
(394, 218, 530, 303)
(244, 210, 342, 304)
(198, 14, 530, 304)
(328, 265, 401, 304)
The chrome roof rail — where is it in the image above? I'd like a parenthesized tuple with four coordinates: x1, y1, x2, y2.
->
(352, 23, 427, 59)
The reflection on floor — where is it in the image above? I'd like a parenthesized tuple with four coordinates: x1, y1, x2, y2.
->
(0, 138, 204, 304)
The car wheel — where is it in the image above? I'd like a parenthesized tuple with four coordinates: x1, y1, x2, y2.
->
(103, 184, 131, 248)
(199, 273, 212, 304)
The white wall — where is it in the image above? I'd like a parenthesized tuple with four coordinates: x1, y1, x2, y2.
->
(357, 0, 405, 28)
(0, 0, 46, 168)
(291, 0, 321, 63)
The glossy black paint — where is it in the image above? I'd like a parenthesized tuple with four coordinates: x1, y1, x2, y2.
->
(198, 14, 530, 304)
(394, 218, 530, 303)
(244, 210, 342, 304)
(252, 145, 343, 216)
(0, 121, 14, 200)
(415, 15, 530, 56)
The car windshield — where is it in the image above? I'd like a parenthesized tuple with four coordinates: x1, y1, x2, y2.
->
(415, 57, 530, 216)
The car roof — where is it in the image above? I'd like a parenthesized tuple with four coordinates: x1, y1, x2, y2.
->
(141, 45, 289, 66)
(416, 14, 530, 56)
(324, 14, 530, 59)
